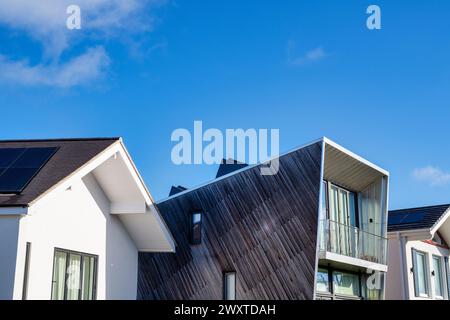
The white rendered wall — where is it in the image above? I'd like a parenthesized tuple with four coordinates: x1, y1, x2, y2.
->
(11, 173, 138, 300)
(386, 236, 404, 300)
(0, 215, 21, 299)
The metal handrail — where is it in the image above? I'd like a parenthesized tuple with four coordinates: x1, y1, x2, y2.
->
(319, 219, 388, 265)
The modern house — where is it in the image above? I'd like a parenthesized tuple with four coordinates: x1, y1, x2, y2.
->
(0, 138, 175, 300)
(386, 205, 450, 300)
(138, 137, 390, 300)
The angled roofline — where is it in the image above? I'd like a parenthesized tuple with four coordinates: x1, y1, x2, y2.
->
(389, 203, 450, 214)
(157, 136, 389, 204)
(24, 138, 176, 251)
(156, 137, 322, 204)
(431, 205, 450, 234)
(0, 137, 120, 143)
(27, 139, 124, 207)
(387, 204, 450, 237)
(323, 137, 389, 177)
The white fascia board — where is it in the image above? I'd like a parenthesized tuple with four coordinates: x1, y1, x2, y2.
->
(323, 137, 390, 177)
(28, 139, 176, 251)
(430, 206, 450, 235)
(29, 141, 124, 207)
(30, 140, 152, 208)
(0, 206, 28, 215)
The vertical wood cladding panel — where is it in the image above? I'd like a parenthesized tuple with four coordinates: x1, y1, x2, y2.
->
(138, 142, 323, 300)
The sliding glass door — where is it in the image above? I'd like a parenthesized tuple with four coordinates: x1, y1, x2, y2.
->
(328, 183, 357, 257)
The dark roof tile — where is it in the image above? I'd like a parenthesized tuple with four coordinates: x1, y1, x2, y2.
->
(388, 204, 450, 232)
(0, 138, 119, 207)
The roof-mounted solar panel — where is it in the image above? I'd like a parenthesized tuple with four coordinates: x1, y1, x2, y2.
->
(400, 213, 425, 224)
(0, 147, 58, 194)
(388, 214, 405, 225)
(388, 212, 426, 225)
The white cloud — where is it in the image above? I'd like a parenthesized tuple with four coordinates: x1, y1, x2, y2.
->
(0, 46, 110, 88)
(412, 166, 450, 186)
(0, 0, 165, 87)
(287, 41, 327, 66)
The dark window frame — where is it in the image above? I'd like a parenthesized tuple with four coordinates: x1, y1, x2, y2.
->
(50, 247, 98, 300)
(316, 266, 363, 300)
(22, 242, 31, 300)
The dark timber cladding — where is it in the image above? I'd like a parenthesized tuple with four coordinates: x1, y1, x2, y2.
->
(138, 142, 323, 300)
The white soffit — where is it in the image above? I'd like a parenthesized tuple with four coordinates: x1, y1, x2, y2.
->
(92, 142, 175, 252)
(323, 139, 388, 191)
(93, 152, 146, 214)
(31, 140, 175, 252)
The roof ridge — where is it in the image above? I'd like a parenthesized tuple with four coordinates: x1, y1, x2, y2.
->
(389, 204, 450, 213)
(0, 137, 121, 143)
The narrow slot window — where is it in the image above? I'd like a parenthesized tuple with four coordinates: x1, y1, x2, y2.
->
(224, 272, 236, 300)
(191, 212, 202, 244)
(22, 242, 31, 300)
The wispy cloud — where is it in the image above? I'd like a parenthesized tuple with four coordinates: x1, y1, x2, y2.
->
(287, 40, 327, 66)
(412, 166, 450, 186)
(0, 0, 165, 87)
(0, 46, 110, 88)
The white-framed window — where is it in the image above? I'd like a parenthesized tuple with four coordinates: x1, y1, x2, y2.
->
(432, 255, 446, 299)
(412, 249, 430, 298)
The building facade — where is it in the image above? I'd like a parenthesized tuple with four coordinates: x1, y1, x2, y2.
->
(0, 138, 175, 300)
(138, 138, 390, 300)
(386, 205, 450, 300)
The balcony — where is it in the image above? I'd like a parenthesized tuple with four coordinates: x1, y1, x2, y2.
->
(319, 219, 387, 265)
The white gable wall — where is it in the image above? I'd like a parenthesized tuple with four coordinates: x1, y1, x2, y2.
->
(12, 172, 138, 300)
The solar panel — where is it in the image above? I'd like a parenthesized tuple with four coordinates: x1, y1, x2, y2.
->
(389, 212, 426, 225)
(0, 148, 26, 167)
(401, 213, 425, 224)
(0, 147, 58, 193)
(388, 215, 405, 225)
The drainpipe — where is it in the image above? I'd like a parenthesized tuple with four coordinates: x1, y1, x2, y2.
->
(397, 232, 409, 300)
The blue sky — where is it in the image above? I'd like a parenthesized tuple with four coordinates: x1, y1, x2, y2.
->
(1, 0, 450, 208)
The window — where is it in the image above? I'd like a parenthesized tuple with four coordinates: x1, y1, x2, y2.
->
(224, 272, 236, 300)
(412, 249, 429, 297)
(51, 249, 97, 300)
(316, 268, 330, 293)
(327, 183, 357, 256)
(432, 256, 444, 299)
(332, 271, 360, 297)
(22, 242, 31, 300)
(190, 212, 202, 244)
(445, 257, 450, 298)
(315, 267, 366, 300)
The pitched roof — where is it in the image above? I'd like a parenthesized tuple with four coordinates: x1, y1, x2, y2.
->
(388, 204, 450, 232)
(0, 138, 119, 207)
